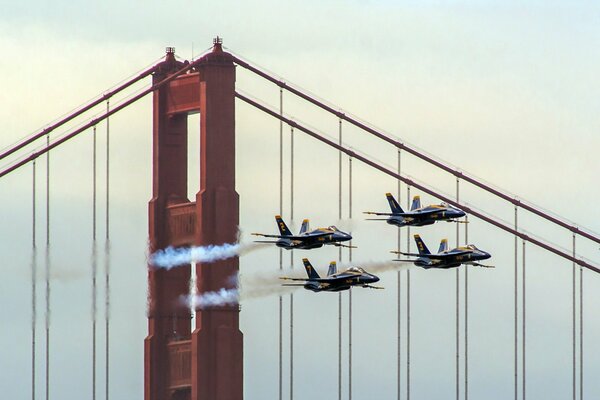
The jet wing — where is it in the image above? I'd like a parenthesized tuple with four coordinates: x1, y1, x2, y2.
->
(363, 211, 396, 216)
(279, 277, 332, 282)
(251, 233, 285, 239)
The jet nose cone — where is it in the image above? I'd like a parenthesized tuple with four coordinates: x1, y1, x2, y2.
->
(482, 251, 491, 259)
(371, 275, 380, 283)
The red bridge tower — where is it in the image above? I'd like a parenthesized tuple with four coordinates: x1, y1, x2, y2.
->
(145, 39, 242, 400)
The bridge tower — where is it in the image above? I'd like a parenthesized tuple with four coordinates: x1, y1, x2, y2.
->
(145, 39, 242, 400)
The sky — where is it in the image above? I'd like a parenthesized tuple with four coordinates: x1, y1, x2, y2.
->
(1, 1, 599, 400)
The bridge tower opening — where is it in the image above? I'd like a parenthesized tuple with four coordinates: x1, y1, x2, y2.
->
(145, 39, 242, 400)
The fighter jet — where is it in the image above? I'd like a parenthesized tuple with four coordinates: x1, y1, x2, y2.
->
(280, 258, 383, 292)
(252, 215, 354, 250)
(364, 193, 466, 227)
(392, 234, 493, 269)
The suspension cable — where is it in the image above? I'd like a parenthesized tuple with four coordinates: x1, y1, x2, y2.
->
(456, 178, 460, 400)
(406, 185, 411, 400)
(92, 126, 98, 400)
(522, 240, 526, 400)
(397, 149, 401, 400)
(278, 87, 283, 400)
(31, 160, 37, 400)
(233, 56, 600, 245)
(348, 155, 353, 400)
(464, 215, 469, 400)
(45, 135, 50, 400)
(514, 206, 518, 400)
(338, 118, 343, 400)
(578, 236, 584, 400)
(0, 65, 156, 162)
(1, 58, 201, 179)
(572, 233, 576, 400)
(104, 101, 111, 400)
(236, 91, 599, 272)
(289, 124, 294, 400)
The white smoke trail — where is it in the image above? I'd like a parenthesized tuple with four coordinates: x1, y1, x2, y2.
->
(185, 288, 240, 309)
(337, 259, 413, 274)
(150, 242, 267, 269)
(182, 267, 302, 309)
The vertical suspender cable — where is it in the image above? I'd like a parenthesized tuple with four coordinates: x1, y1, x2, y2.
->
(456, 178, 460, 400)
(278, 88, 283, 400)
(578, 235, 582, 400)
(104, 101, 111, 400)
(406, 185, 411, 400)
(514, 206, 518, 400)
(522, 240, 526, 400)
(572, 232, 575, 400)
(338, 118, 343, 400)
(397, 149, 401, 400)
(31, 160, 37, 400)
(464, 215, 469, 400)
(45, 135, 50, 400)
(92, 126, 98, 400)
(348, 155, 353, 400)
(289, 125, 294, 400)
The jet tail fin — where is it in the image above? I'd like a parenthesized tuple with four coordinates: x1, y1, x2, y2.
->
(410, 195, 421, 211)
(327, 261, 337, 276)
(275, 215, 293, 236)
(414, 234, 431, 255)
(385, 193, 404, 214)
(302, 258, 321, 279)
(438, 238, 448, 253)
(299, 219, 310, 235)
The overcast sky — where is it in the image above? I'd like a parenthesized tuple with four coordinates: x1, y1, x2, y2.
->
(1, 2, 599, 400)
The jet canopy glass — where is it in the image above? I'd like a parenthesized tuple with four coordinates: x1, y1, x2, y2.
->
(466, 244, 478, 250)
(327, 226, 339, 231)
(348, 267, 365, 273)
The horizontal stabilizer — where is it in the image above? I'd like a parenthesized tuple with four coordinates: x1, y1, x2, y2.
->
(331, 243, 357, 249)
(363, 284, 385, 289)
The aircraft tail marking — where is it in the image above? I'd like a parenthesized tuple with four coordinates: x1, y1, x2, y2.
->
(327, 261, 337, 276)
(438, 238, 448, 253)
(410, 195, 421, 211)
(275, 215, 293, 236)
(385, 193, 404, 214)
(414, 234, 431, 255)
(299, 219, 310, 235)
(302, 258, 321, 279)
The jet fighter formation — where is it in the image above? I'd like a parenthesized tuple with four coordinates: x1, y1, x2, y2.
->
(280, 258, 383, 292)
(254, 193, 492, 292)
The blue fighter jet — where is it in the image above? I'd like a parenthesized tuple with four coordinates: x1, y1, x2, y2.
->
(252, 216, 354, 249)
(280, 258, 383, 292)
(393, 234, 493, 269)
(364, 193, 466, 227)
